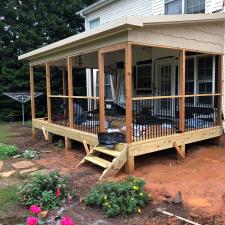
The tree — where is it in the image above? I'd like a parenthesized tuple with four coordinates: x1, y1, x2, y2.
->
(0, 0, 95, 121)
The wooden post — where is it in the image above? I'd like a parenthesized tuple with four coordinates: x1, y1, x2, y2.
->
(30, 66, 37, 139)
(65, 137, 72, 150)
(46, 62, 52, 123)
(98, 50, 105, 132)
(62, 67, 67, 116)
(46, 62, 53, 143)
(125, 43, 133, 144)
(217, 55, 223, 126)
(67, 56, 74, 128)
(179, 50, 185, 133)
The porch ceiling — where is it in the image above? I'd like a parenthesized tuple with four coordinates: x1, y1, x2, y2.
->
(18, 13, 225, 66)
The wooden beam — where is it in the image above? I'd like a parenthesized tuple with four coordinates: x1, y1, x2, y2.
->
(67, 57, 74, 128)
(83, 140, 90, 155)
(179, 50, 185, 133)
(99, 43, 126, 54)
(125, 43, 132, 144)
(29, 66, 37, 139)
(65, 137, 72, 150)
(125, 155, 134, 174)
(46, 62, 51, 123)
(217, 55, 223, 126)
(173, 142, 185, 159)
(62, 67, 67, 116)
(98, 50, 105, 132)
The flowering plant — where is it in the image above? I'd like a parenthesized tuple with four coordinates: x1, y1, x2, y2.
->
(18, 205, 75, 225)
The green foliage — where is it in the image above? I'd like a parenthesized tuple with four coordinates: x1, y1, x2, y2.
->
(23, 149, 38, 159)
(55, 139, 64, 149)
(85, 176, 151, 218)
(18, 171, 71, 210)
(0, 0, 95, 121)
(0, 143, 17, 160)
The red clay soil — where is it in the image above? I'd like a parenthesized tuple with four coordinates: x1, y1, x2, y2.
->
(6, 124, 225, 224)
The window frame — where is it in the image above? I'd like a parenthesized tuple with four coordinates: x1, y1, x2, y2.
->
(89, 17, 100, 29)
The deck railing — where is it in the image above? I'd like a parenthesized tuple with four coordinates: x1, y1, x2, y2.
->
(132, 96, 180, 141)
(72, 96, 99, 134)
(132, 94, 220, 142)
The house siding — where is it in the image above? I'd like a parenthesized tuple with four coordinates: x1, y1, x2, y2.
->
(85, 0, 152, 30)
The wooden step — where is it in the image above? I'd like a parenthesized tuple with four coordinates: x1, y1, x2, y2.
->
(85, 156, 111, 168)
(94, 147, 120, 157)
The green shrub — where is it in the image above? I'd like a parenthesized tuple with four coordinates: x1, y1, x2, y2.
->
(18, 171, 71, 210)
(85, 176, 151, 218)
(0, 143, 17, 160)
(23, 149, 38, 159)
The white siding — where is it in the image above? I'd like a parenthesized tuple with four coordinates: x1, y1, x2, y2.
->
(85, 0, 152, 30)
(206, 0, 223, 13)
(152, 0, 164, 15)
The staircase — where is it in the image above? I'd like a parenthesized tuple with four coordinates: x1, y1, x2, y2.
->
(78, 143, 128, 180)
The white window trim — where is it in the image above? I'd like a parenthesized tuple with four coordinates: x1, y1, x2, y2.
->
(165, 0, 206, 14)
(89, 17, 100, 29)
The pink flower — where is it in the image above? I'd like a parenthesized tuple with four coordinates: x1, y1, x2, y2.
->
(56, 187, 61, 197)
(30, 205, 42, 214)
(60, 216, 75, 225)
(26, 216, 38, 225)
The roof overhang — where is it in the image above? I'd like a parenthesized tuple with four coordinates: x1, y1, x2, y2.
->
(18, 13, 225, 62)
(76, 0, 117, 16)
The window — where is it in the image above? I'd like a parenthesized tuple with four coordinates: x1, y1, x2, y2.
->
(165, 0, 205, 15)
(185, 58, 194, 95)
(136, 64, 152, 90)
(96, 72, 114, 101)
(165, 0, 182, 15)
(185, 0, 205, 14)
(89, 17, 100, 29)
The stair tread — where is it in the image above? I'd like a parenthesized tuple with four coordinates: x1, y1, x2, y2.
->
(94, 147, 120, 157)
(85, 156, 111, 168)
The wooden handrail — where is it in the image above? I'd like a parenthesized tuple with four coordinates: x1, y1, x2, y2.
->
(48, 95, 99, 100)
(132, 93, 220, 101)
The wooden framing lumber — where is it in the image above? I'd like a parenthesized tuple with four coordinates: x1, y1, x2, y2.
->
(83, 140, 90, 155)
(67, 56, 74, 128)
(29, 66, 37, 139)
(46, 62, 52, 123)
(65, 137, 72, 150)
(99, 43, 126, 54)
(129, 126, 222, 157)
(179, 50, 185, 133)
(33, 118, 98, 146)
(173, 142, 185, 159)
(62, 67, 67, 116)
(217, 55, 223, 126)
(125, 42, 132, 144)
(41, 127, 48, 141)
(98, 50, 105, 132)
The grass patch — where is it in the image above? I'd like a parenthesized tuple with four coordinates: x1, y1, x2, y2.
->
(0, 143, 17, 160)
(24, 120, 32, 128)
(0, 185, 27, 225)
(0, 123, 11, 144)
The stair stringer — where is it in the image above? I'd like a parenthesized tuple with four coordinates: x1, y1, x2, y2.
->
(99, 144, 128, 180)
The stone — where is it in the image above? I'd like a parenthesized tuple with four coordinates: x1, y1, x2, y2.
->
(0, 170, 16, 177)
(13, 154, 22, 159)
(171, 191, 183, 204)
(0, 161, 4, 172)
(20, 167, 39, 174)
(12, 160, 35, 169)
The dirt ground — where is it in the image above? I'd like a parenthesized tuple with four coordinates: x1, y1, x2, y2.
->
(3, 124, 225, 224)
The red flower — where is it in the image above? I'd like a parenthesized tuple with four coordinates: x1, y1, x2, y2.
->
(56, 187, 61, 197)
(30, 205, 41, 214)
(26, 216, 38, 225)
(60, 216, 75, 225)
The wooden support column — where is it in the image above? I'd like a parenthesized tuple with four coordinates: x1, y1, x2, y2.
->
(98, 50, 105, 132)
(217, 55, 223, 126)
(125, 43, 134, 174)
(46, 62, 51, 123)
(46, 62, 53, 142)
(62, 67, 67, 116)
(65, 137, 72, 150)
(179, 50, 185, 133)
(29, 66, 37, 139)
(67, 56, 74, 128)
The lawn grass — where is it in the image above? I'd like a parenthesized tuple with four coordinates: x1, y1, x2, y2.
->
(0, 185, 27, 224)
(0, 123, 11, 144)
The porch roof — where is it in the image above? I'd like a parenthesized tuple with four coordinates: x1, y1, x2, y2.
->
(18, 13, 225, 63)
